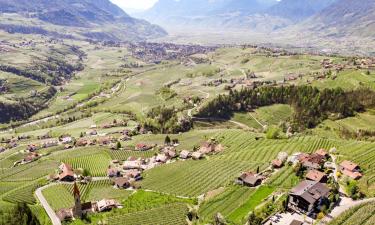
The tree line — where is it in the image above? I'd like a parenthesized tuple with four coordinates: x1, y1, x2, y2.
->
(198, 85, 375, 130)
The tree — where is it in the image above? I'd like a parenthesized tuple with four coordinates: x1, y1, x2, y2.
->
(164, 135, 171, 145)
(116, 141, 122, 150)
(2, 203, 40, 225)
(214, 213, 226, 225)
(266, 126, 282, 139)
(248, 212, 262, 225)
(82, 168, 91, 177)
(256, 166, 260, 174)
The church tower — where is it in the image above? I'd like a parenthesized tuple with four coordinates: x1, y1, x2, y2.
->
(73, 182, 82, 218)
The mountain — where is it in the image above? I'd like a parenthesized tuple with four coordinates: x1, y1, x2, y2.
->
(139, 0, 281, 31)
(0, 0, 167, 41)
(266, 0, 337, 22)
(301, 0, 375, 37)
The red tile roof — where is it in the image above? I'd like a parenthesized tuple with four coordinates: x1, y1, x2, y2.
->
(340, 160, 359, 172)
(306, 170, 326, 182)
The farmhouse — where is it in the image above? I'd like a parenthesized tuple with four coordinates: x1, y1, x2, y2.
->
(272, 159, 284, 168)
(22, 152, 40, 164)
(162, 148, 177, 159)
(199, 141, 216, 154)
(124, 170, 142, 181)
(41, 140, 58, 148)
(76, 138, 88, 147)
(107, 167, 120, 178)
(315, 149, 329, 158)
(56, 208, 73, 222)
(192, 151, 204, 160)
(299, 153, 325, 170)
(340, 160, 362, 180)
(236, 172, 263, 187)
(123, 160, 142, 170)
(156, 154, 168, 163)
(61, 136, 73, 144)
(59, 163, 75, 182)
(305, 170, 327, 183)
(179, 150, 191, 159)
(98, 137, 112, 146)
(27, 144, 39, 152)
(97, 199, 121, 212)
(135, 143, 153, 151)
(114, 177, 130, 189)
(288, 180, 330, 214)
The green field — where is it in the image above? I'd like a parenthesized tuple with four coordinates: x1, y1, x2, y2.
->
(227, 186, 275, 224)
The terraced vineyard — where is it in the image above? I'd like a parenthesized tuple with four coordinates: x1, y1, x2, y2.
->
(328, 201, 375, 225)
(64, 153, 111, 177)
(142, 158, 262, 197)
(43, 180, 113, 211)
(227, 186, 275, 224)
(106, 149, 158, 161)
(334, 141, 375, 195)
(2, 180, 46, 204)
(106, 203, 188, 225)
(142, 130, 338, 197)
(266, 166, 301, 189)
(199, 186, 255, 222)
(0, 160, 59, 182)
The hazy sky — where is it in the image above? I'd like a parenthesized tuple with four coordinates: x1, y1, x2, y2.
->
(110, 0, 159, 10)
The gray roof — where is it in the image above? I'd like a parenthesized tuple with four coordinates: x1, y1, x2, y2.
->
(290, 180, 330, 204)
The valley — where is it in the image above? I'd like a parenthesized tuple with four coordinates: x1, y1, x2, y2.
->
(0, 0, 375, 225)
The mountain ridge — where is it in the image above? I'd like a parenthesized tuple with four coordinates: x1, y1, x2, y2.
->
(0, 0, 167, 41)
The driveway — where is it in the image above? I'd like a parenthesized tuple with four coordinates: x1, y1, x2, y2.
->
(319, 197, 375, 224)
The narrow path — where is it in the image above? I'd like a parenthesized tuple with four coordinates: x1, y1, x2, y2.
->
(248, 112, 266, 129)
(187, 90, 210, 117)
(192, 117, 251, 130)
(35, 183, 61, 225)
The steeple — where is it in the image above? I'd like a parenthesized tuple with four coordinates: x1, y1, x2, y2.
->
(73, 182, 82, 218)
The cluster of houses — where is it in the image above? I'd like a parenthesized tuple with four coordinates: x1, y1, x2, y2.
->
(57, 182, 121, 222)
(284, 149, 362, 218)
(321, 57, 375, 71)
(127, 42, 216, 64)
(106, 140, 224, 189)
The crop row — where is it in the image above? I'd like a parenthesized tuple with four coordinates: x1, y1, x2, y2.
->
(64, 153, 111, 177)
(106, 203, 188, 225)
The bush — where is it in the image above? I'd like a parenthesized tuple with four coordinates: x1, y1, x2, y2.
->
(266, 126, 282, 139)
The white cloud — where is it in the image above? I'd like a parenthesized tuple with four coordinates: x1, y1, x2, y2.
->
(110, 0, 159, 10)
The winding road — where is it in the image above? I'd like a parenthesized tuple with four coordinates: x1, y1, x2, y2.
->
(35, 183, 61, 225)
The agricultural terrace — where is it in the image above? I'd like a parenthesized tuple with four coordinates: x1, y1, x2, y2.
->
(141, 130, 338, 197)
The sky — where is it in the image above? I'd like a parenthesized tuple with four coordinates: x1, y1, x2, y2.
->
(110, 0, 159, 10)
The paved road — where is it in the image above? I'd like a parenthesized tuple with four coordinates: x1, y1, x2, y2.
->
(35, 183, 61, 225)
(35, 178, 109, 225)
(319, 197, 375, 224)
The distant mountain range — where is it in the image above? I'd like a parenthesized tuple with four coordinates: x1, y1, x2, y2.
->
(136, 0, 374, 54)
(138, 0, 339, 31)
(0, 0, 167, 41)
